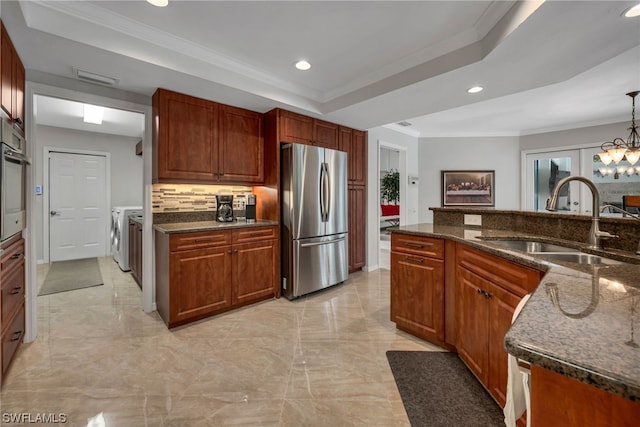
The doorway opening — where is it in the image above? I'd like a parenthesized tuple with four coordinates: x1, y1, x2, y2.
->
(24, 85, 152, 343)
(378, 142, 407, 270)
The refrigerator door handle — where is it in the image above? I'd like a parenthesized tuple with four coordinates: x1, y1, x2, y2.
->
(320, 162, 329, 222)
(324, 162, 331, 221)
(300, 236, 346, 248)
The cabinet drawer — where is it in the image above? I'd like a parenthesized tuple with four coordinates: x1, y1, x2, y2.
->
(456, 243, 542, 296)
(392, 233, 444, 259)
(1, 261, 24, 324)
(2, 302, 24, 376)
(170, 231, 231, 251)
(1, 238, 24, 275)
(232, 226, 277, 244)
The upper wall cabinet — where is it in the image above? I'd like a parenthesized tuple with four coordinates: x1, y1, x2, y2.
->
(279, 110, 339, 150)
(152, 89, 264, 184)
(0, 22, 25, 134)
(219, 105, 264, 183)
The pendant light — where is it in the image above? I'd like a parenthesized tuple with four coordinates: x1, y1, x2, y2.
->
(598, 91, 640, 166)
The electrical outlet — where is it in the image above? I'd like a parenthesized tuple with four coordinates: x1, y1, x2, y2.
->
(464, 214, 482, 226)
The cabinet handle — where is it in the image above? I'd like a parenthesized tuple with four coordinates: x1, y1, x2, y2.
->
(227, 250, 233, 254)
(10, 252, 22, 260)
(10, 286, 22, 295)
(404, 256, 424, 264)
(11, 331, 22, 341)
(14, 118, 23, 126)
(485, 292, 493, 299)
(477, 288, 484, 296)
(233, 249, 239, 253)
(405, 242, 424, 249)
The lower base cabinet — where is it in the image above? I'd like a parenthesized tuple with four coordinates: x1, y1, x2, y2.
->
(155, 226, 278, 328)
(128, 219, 143, 288)
(390, 233, 445, 344)
(1, 234, 25, 386)
(455, 243, 541, 408)
(531, 365, 640, 427)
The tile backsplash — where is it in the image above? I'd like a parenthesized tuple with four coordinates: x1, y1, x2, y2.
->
(152, 184, 253, 213)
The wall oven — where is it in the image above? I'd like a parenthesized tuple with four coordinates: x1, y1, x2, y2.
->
(1, 120, 28, 242)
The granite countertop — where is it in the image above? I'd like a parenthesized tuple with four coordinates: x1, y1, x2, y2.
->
(392, 223, 640, 401)
(153, 219, 279, 234)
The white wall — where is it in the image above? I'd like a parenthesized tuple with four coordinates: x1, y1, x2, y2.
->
(34, 125, 143, 261)
(418, 136, 521, 223)
(366, 126, 419, 271)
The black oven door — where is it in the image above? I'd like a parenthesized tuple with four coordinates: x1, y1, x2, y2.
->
(1, 143, 29, 241)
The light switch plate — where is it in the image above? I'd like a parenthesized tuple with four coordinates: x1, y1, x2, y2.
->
(464, 214, 482, 226)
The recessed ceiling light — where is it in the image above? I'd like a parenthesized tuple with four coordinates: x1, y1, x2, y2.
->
(147, 0, 169, 7)
(624, 3, 640, 17)
(467, 86, 484, 94)
(84, 104, 104, 125)
(295, 60, 311, 71)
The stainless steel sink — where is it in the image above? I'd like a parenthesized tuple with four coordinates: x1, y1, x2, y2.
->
(482, 239, 625, 265)
(484, 239, 576, 253)
(536, 252, 624, 265)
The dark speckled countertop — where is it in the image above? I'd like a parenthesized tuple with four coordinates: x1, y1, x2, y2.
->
(153, 219, 278, 234)
(392, 223, 640, 401)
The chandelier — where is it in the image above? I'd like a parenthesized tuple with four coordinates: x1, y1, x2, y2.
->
(598, 91, 640, 167)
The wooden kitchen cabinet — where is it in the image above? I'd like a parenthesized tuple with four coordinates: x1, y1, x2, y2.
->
(348, 185, 366, 271)
(1, 234, 25, 386)
(155, 226, 278, 328)
(530, 365, 640, 427)
(390, 234, 445, 344)
(128, 219, 143, 289)
(152, 89, 264, 184)
(277, 109, 339, 149)
(219, 105, 264, 183)
(455, 243, 542, 407)
(1, 22, 25, 133)
(340, 127, 367, 186)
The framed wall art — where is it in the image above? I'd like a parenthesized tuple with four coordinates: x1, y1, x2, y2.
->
(442, 170, 495, 207)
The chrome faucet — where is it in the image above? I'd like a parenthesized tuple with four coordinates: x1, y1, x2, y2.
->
(600, 204, 640, 255)
(545, 176, 617, 250)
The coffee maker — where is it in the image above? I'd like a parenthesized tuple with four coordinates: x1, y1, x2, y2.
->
(215, 195, 234, 222)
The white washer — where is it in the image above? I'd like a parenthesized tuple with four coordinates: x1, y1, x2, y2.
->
(111, 206, 142, 271)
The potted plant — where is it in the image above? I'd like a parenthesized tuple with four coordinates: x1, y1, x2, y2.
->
(381, 170, 400, 215)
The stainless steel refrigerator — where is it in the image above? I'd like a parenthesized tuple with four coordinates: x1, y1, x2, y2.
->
(281, 143, 348, 299)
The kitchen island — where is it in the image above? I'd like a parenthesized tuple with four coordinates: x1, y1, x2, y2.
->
(390, 220, 640, 426)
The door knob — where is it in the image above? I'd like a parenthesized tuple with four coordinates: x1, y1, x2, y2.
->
(50, 210, 58, 216)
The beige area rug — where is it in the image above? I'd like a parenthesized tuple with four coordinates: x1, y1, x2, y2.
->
(39, 258, 103, 296)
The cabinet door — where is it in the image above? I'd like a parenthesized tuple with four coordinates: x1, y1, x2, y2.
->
(280, 110, 313, 144)
(232, 239, 276, 305)
(390, 251, 444, 342)
(219, 105, 264, 183)
(314, 119, 339, 150)
(348, 185, 366, 271)
(455, 266, 490, 385)
(1, 25, 12, 118)
(154, 90, 219, 182)
(170, 246, 231, 323)
(351, 130, 367, 186)
(487, 282, 520, 408)
(12, 50, 24, 130)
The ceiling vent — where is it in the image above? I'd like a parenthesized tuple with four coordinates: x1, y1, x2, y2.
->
(396, 121, 412, 127)
(73, 68, 119, 87)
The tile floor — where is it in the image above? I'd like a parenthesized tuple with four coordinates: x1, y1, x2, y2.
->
(1, 257, 443, 426)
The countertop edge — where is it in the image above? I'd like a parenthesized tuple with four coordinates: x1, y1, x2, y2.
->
(153, 220, 279, 233)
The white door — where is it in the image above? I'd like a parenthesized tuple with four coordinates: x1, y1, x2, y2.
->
(49, 152, 107, 261)
(524, 150, 581, 212)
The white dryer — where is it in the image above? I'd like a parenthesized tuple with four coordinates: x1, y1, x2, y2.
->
(111, 206, 142, 271)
